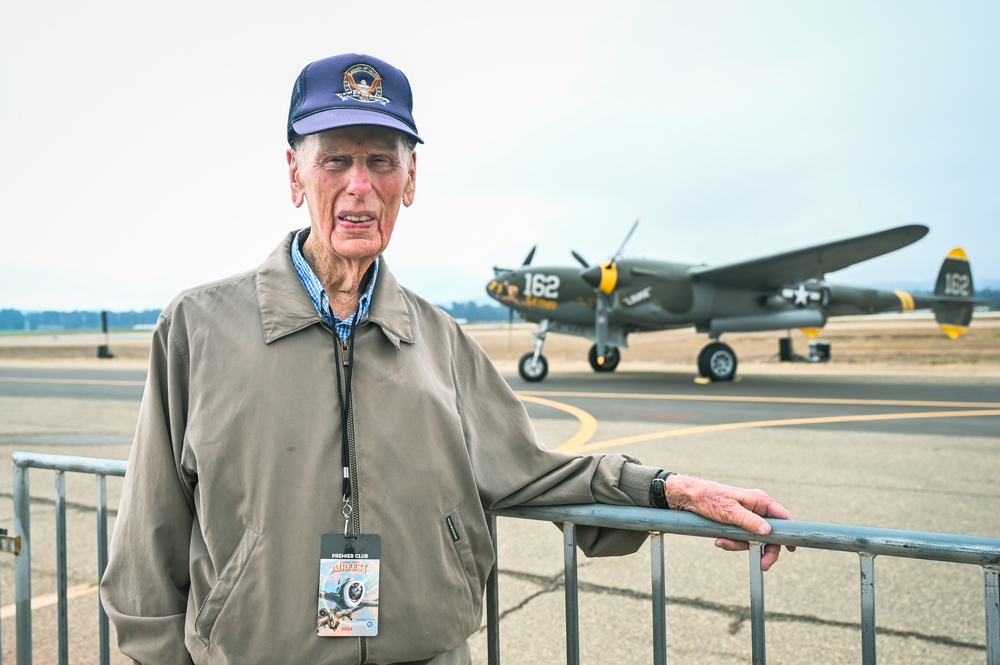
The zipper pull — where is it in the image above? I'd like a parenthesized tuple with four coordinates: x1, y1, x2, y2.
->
(341, 339, 350, 367)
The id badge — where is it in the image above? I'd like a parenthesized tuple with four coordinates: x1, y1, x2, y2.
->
(317, 533, 380, 637)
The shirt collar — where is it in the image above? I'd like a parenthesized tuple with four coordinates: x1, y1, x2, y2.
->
(291, 228, 379, 340)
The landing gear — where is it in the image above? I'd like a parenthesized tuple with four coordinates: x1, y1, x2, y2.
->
(518, 319, 553, 382)
(698, 342, 737, 381)
(518, 353, 549, 382)
(588, 345, 620, 372)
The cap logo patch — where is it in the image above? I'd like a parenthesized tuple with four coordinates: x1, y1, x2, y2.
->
(338, 64, 390, 106)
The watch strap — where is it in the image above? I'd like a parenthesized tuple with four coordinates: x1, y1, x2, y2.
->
(650, 471, 676, 509)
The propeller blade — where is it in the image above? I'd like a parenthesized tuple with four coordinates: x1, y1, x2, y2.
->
(571, 250, 590, 268)
(611, 218, 640, 262)
(521, 245, 537, 267)
(594, 291, 611, 364)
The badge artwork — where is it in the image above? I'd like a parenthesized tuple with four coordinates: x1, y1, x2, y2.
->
(318, 534, 381, 637)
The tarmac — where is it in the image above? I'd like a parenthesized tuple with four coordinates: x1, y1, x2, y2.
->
(0, 323, 998, 664)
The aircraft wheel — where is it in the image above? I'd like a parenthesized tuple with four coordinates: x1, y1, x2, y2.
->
(588, 345, 621, 372)
(698, 342, 737, 381)
(518, 353, 549, 382)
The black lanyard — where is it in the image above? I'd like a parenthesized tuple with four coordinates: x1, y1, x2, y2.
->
(334, 314, 359, 511)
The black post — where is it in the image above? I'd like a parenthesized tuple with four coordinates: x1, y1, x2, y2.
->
(97, 310, 115, 359)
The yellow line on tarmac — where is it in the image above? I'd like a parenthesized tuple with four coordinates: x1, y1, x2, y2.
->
(560, 409, 1000, 455)
(0, 376, 144, 387)
(517, 394, 599, 453)
(517, 390, 1000, 410)
(516, 390, 1000, 454)
(0, 583, 98, 619)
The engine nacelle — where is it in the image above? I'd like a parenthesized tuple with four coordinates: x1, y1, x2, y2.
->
(706, 309, 827, 334)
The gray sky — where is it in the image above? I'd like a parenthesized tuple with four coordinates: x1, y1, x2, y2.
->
(1, 0, 997, 311)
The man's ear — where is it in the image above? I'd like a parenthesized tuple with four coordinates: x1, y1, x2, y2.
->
(287, 148, 306, 208)
(402, 151, 417, 208)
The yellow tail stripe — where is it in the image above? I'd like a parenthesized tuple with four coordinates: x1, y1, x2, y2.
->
(894, 290, 915, 312)
(946, 247, 969, 262)
(939, 324, 968, 340)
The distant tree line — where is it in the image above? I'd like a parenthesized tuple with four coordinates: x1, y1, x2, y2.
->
(980, 288, 1000, 310)
(437, 301, 508, 322)
(0, 302, 509, 332)
(1, 291, 994, 332)
(0, 309, 162, 332)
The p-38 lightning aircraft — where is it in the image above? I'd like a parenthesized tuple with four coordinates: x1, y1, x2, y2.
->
(486, 222, 983, 382)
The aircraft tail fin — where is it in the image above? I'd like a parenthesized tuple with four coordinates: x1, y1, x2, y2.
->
(931, 247, 976, 339)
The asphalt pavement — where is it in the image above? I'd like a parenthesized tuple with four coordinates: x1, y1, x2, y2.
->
(0, 360, 998, 664)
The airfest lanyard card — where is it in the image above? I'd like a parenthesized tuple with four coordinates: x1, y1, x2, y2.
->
(317, 533, 381, 637)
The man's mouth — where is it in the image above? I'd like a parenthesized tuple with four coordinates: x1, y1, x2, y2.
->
(342, 215, 373, 223)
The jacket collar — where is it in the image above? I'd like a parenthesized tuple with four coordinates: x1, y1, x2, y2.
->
(256, 230, 414, 348)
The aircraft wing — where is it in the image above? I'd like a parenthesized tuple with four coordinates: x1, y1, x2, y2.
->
(689, 224, 929, 290)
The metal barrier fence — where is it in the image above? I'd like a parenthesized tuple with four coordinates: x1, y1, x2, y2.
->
(4, 452, 1000, 664)
(485, 504, 1000, 665)
(8, 452, 127, 665)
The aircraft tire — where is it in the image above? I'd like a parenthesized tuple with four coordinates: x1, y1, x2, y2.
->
(698, 342, 737, 381)
(588, 345, 621, 372)
(518, 353, 549, 382)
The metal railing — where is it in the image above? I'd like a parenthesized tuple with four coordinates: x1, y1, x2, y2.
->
(486, 504, 1000, 665)
(8, 452, 127, 665)
(4, 452, 1000, 664)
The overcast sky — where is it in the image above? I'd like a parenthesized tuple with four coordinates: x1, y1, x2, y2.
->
(1, 1, 997, 312)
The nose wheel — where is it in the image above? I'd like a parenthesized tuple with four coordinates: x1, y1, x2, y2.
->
(698, 342, 737, 381)
(518, 353, 549, 381)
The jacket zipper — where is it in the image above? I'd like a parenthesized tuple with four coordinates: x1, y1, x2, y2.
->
(340, 336, 367, 664)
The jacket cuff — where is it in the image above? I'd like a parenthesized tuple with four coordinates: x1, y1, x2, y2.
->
(618, 462, 662, 507)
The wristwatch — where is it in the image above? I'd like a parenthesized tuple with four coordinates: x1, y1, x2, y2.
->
(650, 471, 676, 509)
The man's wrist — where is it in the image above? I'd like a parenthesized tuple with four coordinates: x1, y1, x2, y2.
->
(650, 471, 677, 509)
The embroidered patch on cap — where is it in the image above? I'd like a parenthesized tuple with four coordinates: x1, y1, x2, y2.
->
(339, 64, 390, 106)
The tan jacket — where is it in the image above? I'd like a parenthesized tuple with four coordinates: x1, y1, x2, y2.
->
(100, 231, 659, 664)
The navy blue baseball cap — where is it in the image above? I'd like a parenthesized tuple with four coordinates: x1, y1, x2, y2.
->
(287, 53, 423, 145)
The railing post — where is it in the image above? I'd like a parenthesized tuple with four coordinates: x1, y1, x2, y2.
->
(14, 462, 33, 665)
(650, 532, 667, 665)
(487, 514, 500, 665)
(97, 474, 111, 665)
(563, 521, 580, 665)
(749, 541, 766, 665)
(985, 564, 999, 665)
(55, 471, 69, 665)
(859, 552, 877, 665)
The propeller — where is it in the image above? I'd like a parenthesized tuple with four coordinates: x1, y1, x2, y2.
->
(579, 219, 640, 365)
(492, 244, 537, 276)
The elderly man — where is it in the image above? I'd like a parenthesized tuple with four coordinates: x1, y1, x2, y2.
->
(100, 53, 792, 665)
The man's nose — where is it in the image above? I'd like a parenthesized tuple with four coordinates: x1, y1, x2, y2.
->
(346, 165, 372, 194)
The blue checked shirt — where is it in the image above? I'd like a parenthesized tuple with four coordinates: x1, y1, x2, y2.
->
(291, 229, 379, 341)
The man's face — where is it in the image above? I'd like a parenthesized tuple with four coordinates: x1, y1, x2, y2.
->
(287, 126, 416, 266)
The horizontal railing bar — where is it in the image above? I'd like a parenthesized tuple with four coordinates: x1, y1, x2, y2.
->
(489, 504, 1000, 567)
(13, 452, 127, 477)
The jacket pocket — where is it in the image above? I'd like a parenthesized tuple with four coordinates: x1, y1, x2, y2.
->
(443, 507, 480, 613)
(194, 525, 261, 641)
